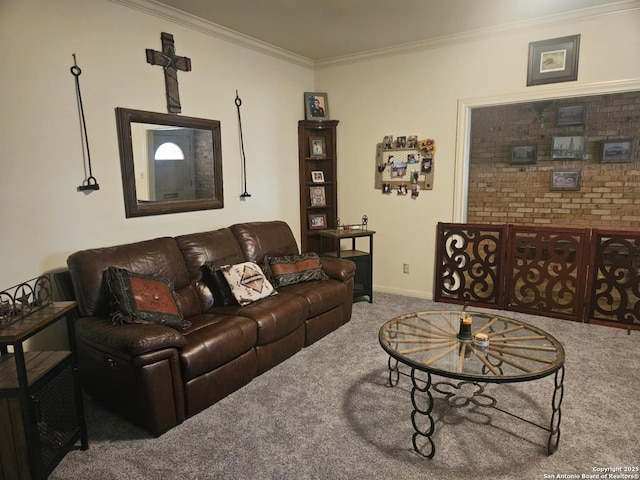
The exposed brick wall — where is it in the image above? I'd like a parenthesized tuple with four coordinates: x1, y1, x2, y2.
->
(467, 91, 640, 229)
(194, 129, 214, 199)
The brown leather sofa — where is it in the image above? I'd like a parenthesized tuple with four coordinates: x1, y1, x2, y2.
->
(67, 221, 355, 436)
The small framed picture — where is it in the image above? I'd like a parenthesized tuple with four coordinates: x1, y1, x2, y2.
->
(557, 105, 586, 125)
(527, 35, 580, 86)
(308, 213, 327, 230)
(550, 169, 582, 191)
(602, 139, 635, 163)
(309, 186, 326, 206)
(551, 135, 586, 160)
(510, 145, 538, 165)
(304, 92, 329, 120)
(311, 171, 325, 183)
(309, 137, 326, 158)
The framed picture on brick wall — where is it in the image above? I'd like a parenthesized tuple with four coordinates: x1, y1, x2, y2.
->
(510, 145, 538, 165)
(551, 135, 586, 160)
(557, 105, 586, 126)
(550, 169, 582, 191)
(602, 139, 635, 163)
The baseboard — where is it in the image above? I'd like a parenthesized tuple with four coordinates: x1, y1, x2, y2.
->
(372, 286, 432, 300)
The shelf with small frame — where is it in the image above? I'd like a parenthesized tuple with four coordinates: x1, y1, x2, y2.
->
(298, 119, 339, 253)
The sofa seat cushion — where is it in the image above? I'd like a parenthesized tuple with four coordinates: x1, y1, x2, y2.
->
(209, 292, 309, 346)
(180, 313, 257, 381)
(279, 279, 347, 318)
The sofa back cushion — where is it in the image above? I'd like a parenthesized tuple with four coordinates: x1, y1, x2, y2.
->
(230, 221, 299, 265)
(175, 228, 246, 281)
(67, 237, 196, 318)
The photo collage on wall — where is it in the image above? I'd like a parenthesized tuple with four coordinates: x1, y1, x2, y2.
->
(375, 135, 436, 198)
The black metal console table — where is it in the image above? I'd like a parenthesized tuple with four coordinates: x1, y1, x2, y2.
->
(0, 276, 88, 479)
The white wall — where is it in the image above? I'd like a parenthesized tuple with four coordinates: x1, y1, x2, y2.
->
(0, 0, 314, 294)
(1, 0, 639, 348)
(316, 6, 640, 299)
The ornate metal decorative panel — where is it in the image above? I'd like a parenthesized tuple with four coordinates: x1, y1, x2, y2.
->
(435, 223, 506, 308)
(588, 231, 640, 328)
(505, 227, 589, 321)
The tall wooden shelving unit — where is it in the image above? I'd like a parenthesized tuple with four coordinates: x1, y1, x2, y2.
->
(298, 119, 339, 253)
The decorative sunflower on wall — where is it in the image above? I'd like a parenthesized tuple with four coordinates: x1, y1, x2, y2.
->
(419, 138, 436, 158)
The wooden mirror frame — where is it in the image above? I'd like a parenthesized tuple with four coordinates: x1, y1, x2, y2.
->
(115, 107, 224, 218)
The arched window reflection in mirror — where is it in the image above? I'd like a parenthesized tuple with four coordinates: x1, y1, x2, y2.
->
(155, 142, 185, 160)
(115, 108, 224, 218)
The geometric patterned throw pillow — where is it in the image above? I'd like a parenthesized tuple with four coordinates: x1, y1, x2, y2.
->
(220, 262, 276, 306)
(264, 252, 329, 288)
(104, 266, 190, 330)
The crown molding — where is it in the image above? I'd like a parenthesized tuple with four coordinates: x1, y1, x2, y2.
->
(316, 0, 640, 69)
(108, 0, 315, 69)
(111, 0, 639, 70)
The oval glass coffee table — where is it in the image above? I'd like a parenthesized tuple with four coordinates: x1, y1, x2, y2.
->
(379, 310, 565, 458)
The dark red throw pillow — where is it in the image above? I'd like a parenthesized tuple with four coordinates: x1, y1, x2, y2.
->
(264, 252, 328, 287)
(105, 267, 190, 330)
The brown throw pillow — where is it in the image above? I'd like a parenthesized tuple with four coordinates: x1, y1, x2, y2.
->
(264, 252, 329, 288)
(104, 267, 190, 330)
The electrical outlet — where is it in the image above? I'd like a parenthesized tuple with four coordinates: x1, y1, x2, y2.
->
(403, 263, 410, 274)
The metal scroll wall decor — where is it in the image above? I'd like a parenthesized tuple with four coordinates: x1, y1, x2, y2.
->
(70, 54, 100, 192)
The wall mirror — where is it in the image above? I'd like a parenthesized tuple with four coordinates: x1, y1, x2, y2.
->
(115, 107, 224, 217)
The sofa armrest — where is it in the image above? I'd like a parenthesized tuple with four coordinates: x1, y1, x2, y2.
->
(320, 257, 356, 282)
(75, 316, 187, 357)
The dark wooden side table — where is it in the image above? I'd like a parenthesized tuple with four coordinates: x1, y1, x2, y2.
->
(319, 229, 375, 303)
(0, 301, 88, 480)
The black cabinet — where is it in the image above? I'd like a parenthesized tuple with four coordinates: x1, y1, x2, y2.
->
(319, 229, 375, 303)
(0, 302, 88, 480)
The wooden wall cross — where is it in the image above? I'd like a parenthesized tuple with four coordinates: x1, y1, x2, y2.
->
(146, 32, 192, 114)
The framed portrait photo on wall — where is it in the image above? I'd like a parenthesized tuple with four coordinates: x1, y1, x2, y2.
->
(527, 34, 580, 86)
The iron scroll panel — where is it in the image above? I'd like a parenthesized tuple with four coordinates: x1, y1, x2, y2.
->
(435, 223, 507, 308)
(435, 223, 640, 329)
(505, 226, 590, 322)
(587, 230, 640, 328)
